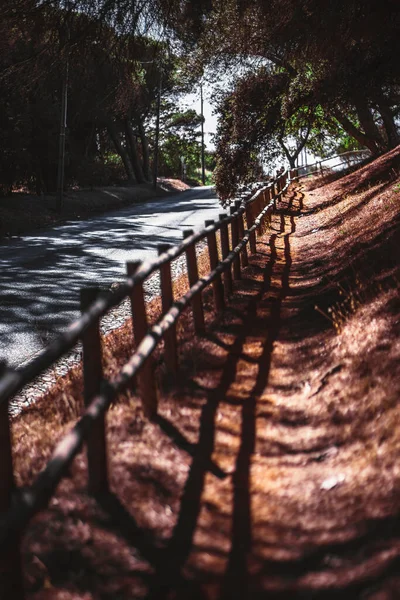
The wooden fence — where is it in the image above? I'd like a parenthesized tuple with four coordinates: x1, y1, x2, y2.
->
(0, 169, 292, 597)
(293, 149, 371, 180)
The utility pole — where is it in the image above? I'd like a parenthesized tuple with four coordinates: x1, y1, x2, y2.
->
(200, 82, 206, 185)
(56, 23, 69, 213)
(153, 72, 162, 189)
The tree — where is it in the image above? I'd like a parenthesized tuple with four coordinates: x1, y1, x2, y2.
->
(212, 66, 359, 197)
(151, 103, 204, 180)
(161, 0, 400, 160)
(0, 2, 179, 192)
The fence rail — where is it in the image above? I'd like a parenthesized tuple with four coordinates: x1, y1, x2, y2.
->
(0, 168, 293, 596)
(293, 149, 371, 180)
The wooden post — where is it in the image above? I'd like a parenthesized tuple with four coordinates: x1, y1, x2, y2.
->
(258, 192, 265, 235)
(205, 220, 224, 312)
(230, 206, 241, 280)
(247, 202, 257, 253)
(80, 288, 109, 496)
(235, 201, 248, 267)
(183, 230, 205, 334)
(219, 214, 233, 295)
(263, 189, 268, 208)
(271, 182, 277, 209)
(0, 366, 15, 518)
(0, 364, 24, 600)
(265, 187, 272, 219)
(158, 245, 178, 376)
(255, 195, 263, 236)
(275, 171, 281, 195)
(126, 262, 158, 420)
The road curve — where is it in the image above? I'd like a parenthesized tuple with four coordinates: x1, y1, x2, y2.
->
(0, 186, 224, 368)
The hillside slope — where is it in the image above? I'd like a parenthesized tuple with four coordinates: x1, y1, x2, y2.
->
(12, 146, 400, 599)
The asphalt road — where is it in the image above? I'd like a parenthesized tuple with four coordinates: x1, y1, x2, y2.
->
(0, 186, 225, 368)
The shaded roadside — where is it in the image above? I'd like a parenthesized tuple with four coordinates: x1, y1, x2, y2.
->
(1, 185, 221, 369)
(0, 178, 191, 240)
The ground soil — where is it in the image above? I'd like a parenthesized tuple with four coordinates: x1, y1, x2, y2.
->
(7, 146, 400, 599)
(0, 178, 190, 239)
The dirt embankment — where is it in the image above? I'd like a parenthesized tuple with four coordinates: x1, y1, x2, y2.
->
(0, 178, 191, 239)
(9, 146, 400, 599)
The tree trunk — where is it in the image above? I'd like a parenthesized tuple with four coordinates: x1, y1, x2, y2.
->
(107, 120, 136, 182)
(331, 109, 381, 155)
(354, 98, 386, 152)
(283, 149, 297, 169)
(279, 141, 300, 169)
(138, 121, 151, 181)
(377, 99, 400, 149)
(278, 126, 310, 169)
(125, 119, 146, 183)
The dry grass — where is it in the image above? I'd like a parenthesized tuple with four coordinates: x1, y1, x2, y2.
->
(7, 147, 400, 599)
(11, 242, 215, 485)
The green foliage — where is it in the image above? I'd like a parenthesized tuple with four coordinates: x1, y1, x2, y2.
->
(167, 0, 400, 187)
(212, 66, 336, 197)
(0, 2, 184, 193)
(149, 103, 209, 181)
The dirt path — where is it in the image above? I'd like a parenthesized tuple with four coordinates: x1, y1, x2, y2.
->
(142, 180, 400, 599)
(17, 154, 400, 598)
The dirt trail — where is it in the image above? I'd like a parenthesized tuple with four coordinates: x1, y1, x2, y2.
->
(147, 179, 400, 599)
(18, 153, 400, 599)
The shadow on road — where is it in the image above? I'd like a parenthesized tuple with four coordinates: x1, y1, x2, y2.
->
(0, 188, 222, 366)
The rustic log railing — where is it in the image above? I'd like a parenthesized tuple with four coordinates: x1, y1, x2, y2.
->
(0, 169, 291, 597)
(292, 148, 371, 180)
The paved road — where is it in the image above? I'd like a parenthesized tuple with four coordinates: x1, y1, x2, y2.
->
(0, 186, 224, 368)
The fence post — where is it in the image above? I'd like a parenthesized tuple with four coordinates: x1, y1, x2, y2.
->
(269, 182, 274, 201)
(267, 187, 274, 228)
(245, 203, 256, 254)
(183, 230, 205, 334)
(282, 174, 286, 195)
(272, 181, 278, 209)
(235, 201, 248, 268)
(219, 214, 233, 296)
(126, 262, 158, 420)
(276, 171, 281, 196)
(0, 363, 24, 600)
(80, 288, 109, 496)
(255, 193, 263, 236)
(258, 188, 268, 233)
(230, 206, 241, 280)
(157, 245, 178, 377)
(0, 370, 15, 518)
(205, 220, 225, 312)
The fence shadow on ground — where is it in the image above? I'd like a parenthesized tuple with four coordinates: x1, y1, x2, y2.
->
(12, 172, 400, 599)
